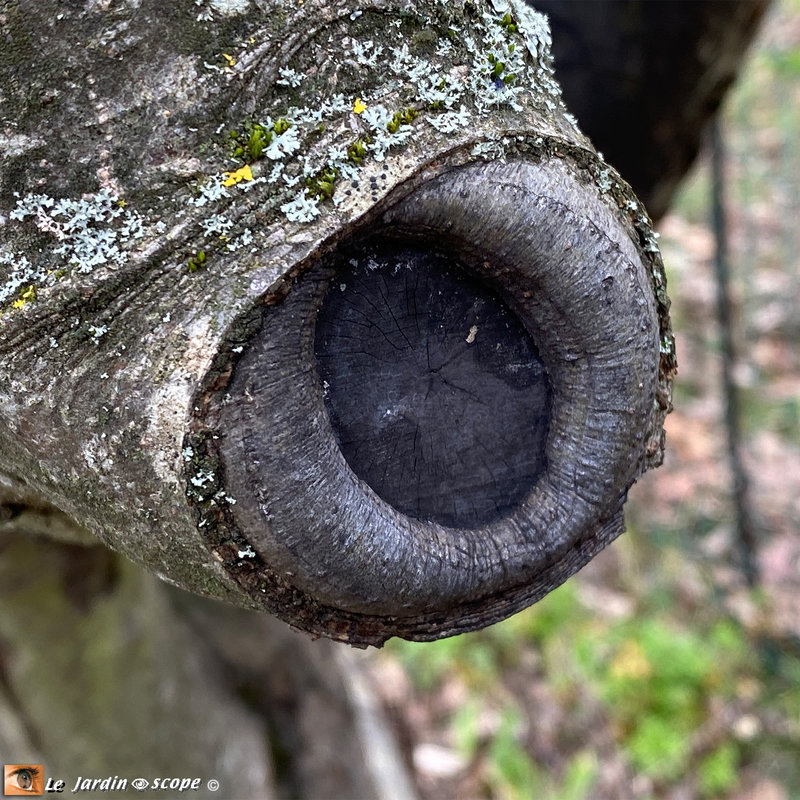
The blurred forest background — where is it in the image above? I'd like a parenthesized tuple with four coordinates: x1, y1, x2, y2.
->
(361, 1, 800, 798)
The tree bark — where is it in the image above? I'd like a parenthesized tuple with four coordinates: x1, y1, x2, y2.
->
(0, 0, 674, 646)
(1, 1, 679, 794)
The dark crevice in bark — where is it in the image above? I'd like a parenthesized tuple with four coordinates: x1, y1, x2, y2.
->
(170, 589, 384, 799)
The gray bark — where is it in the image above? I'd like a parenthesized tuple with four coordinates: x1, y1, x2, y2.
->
(0, 1, 677, 794)
(0, 0, 673, 645)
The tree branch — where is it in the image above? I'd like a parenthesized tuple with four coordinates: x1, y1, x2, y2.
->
(0, 0, 674, 644)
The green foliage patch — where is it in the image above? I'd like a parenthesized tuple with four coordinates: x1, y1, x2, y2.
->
(386, 578, 797, 798)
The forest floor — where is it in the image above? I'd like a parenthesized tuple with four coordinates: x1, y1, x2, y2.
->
(363, 1, 800, 798)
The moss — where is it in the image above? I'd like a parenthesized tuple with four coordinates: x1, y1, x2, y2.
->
(386, 107, 418, 134)
(233, 122, 271, 162)
(488, 52, 515, 85)
(500, 12, 519, 34)
(2, 0, 569, 332)
(273, 117, 290, 136)
(305, 166, 339, 201)
(187, 250, 207, 272)
(228, 117, 295, 163)
(347, 138, 371, 165)
(167, 1, 561, 233)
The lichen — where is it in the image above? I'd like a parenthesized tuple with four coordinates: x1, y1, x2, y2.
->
(0, 189, 148, 311)
(87, 324, 108, 342)
(0, 1, 574, 339)
(222, 164, 253, 187)
(280, 189, 322, 223)
(11, 284, 37, 311)
(191, 2, 563, 228)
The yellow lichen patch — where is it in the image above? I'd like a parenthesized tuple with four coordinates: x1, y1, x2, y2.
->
(12, 285, 37, 310)
(222, 164, 253, 187)
(353, 98, 367, 115)
(222, 53, 236, 68)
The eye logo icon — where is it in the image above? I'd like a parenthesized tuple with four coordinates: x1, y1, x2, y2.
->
(3, 765, 44, 796)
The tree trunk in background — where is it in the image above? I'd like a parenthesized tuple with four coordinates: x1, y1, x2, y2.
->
(0, 529, 276, 798)
(0, 514, 413, 800)
(536, 0, 770, 221)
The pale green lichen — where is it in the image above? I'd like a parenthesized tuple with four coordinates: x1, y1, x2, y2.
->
(280, 188, 322, 223)
(194, 2, 560, 228)
(87, 324, 108, 342)
(1, 189, 149, 311)
(0, 1, 571, 320)
(471, 137, 512, 161)
(190, 175, 229, 207)
(595, 168, 614, 194)
(0, 1, 567, 317)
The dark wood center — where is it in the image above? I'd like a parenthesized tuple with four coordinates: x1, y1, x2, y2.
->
(314, 245, 550, 528)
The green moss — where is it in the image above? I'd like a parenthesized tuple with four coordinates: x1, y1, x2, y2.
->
(305, 166, 339, 201)
(187, 250, 207, 272)
(500, 11, 519, 34)
(386, 107, 418, 134)
(245, 123, 270, 161)
(346, 138, 370, 165)
(228, 117, 293, 163)
(488, 52, 515, 85)
(273, 117, 290, 135)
